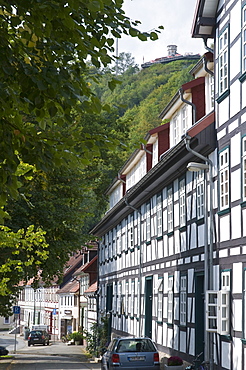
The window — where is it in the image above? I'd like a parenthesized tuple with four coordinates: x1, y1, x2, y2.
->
(167, 187, 173, 233)
(180, 276, 187, 326)
(206, 270, 230, 335)
(157, 194, 163, 237)
(4, 317, 10, 325)
(242, 5, 246, 74)
(218, 28, 229, 95)
(197, 171, 205, 219)
(181, 105, 188, 134)
(157, 278, 163, 322)
(128, 214, 134, 249)
(242, 137, 246, 201)
(219, 148, 230, 210)
(173, 115, 179, 145)
(179, 178, 186, 227)
(146, 202, 151, 241)
(167, 276, 174, 324)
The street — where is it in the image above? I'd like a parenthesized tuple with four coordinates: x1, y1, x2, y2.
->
(0, 332, 101, 370)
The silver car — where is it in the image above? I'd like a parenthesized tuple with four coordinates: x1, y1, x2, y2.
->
(101, 337, 160, 370)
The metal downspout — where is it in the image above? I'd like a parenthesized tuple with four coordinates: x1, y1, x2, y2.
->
(203, 37, 214, 54)
(179, 88, 197, 125)
(184, 134, 214, 370)
(124, 197, 142, 337)
(203, 56, 214, 77)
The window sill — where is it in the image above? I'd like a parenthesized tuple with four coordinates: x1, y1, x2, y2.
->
(156, 236, 163, 241)
(196, 217, 204, 225)
(216, 89, 230, 104)
(239, 72, 246, 83)
(217, 208, 230, 216)
(221, 335, 231, 342)
(146, 241, 151, 245)
(241, 339, 246, 345)
(156, 320, 163, 325)
(179, 225, 186, 232)
(241, 201, 246, 208)
(167, 231, 174, 237)
(167, 322, 173, 328)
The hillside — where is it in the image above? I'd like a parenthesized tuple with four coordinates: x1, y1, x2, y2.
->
(97, 59, 199, 147)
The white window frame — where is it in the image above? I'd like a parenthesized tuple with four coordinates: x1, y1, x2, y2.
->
(167, 187, 173, 233)
(181, 105, 188, 135)
(218, 28, 229, 95)
(179, 178, 186, 227)
(157, 194, 163, 237)
(219, 148, 230, 210)
(167, 276, 174, 324)
(242, 5, 246, 74)
(157, 278, 163, 322)
(173, 115, 179, 145)
(197, 171, 205, 219)
(180, 275, 187, 326)
(206, 270, 230, 335)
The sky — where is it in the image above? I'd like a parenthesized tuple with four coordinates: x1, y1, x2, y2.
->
(119, 0, 205, 67)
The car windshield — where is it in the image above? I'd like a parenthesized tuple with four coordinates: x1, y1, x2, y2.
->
(116, 339, 156, 353)
(30, 331, 42, 335)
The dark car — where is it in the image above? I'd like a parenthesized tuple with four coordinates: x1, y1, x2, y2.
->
(28, 330, 50, 346)
(0, 346, 9, 356)
(101, 337, 160, 370)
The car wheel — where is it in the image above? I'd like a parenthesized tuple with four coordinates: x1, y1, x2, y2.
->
(28, 343, 30, 347)
(43, 342, 45, 346)
(47, 341, 49, 346)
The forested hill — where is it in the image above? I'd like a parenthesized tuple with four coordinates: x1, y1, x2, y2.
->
(95, 58, 199, 147)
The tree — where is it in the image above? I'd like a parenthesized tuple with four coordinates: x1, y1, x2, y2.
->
(0, 0, 163, 314)
(0, 0, 163, 217)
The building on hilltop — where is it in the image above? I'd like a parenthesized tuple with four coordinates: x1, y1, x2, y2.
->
(141, 44, 201, 69)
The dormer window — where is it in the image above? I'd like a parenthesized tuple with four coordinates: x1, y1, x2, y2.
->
(181, 105, 188, 135)
(173, 115, 179, 145)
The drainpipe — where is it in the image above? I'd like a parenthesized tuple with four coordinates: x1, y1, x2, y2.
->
(184, 134, 214, 370)
(179, 88, 197, 125)
(141, 143, 153, 155)
(203, 37, 214, 54)
(124, 197, 142, 337)
(203, 56, 214, 77)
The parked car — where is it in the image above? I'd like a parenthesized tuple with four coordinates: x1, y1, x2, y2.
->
(101, 337, 160, 370)
(28, 330, 50, 346)
(0, 346, 9, 356)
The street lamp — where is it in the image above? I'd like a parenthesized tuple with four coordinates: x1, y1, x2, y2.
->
(185, 135, 214, 370)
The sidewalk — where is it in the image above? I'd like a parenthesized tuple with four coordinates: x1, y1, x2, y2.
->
(0, 330, 95, 360)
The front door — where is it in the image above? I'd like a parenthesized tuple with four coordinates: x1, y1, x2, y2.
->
(145, 276, 153, 338)
(195, 272, 205, 358)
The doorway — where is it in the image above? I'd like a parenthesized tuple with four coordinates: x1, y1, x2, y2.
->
(144, 276, 153, 338)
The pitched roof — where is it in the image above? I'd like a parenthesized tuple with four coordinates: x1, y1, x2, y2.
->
(56, 279, 79, 294)
(84, 281, 97, 295)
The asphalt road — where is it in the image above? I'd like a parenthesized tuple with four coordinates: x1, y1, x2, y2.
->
(0, 332, 101, 370)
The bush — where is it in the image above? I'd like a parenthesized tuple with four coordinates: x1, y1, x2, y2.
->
(69, 331, 83, 342)
(167, 356, 183, 366)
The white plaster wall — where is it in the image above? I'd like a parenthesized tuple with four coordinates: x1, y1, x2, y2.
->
(219, 215, 230, 242)
(233, 262, 242, 294)
(233, 299, 242, 332)
(217, 97, 229, 127)
(229, 1, 241, 43)
(197, 224, 204, 247)
(180, 231, 186, 252)
(174, 202, 179, 228)
(173, 324, 179, 350)
(231, 205, 241, 239)
(190, 223, 197, 249)
(231, 133, 241, 167)
(174, 229, 180, 254)
(233, 337, 242, 370)
(242, 80, 246, 110)
(180, 331, 186, 353)
(242, 208, 246, 237)
(230, 80, 241, 119)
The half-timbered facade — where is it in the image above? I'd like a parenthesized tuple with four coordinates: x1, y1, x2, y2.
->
(91, 1, 246, 369)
